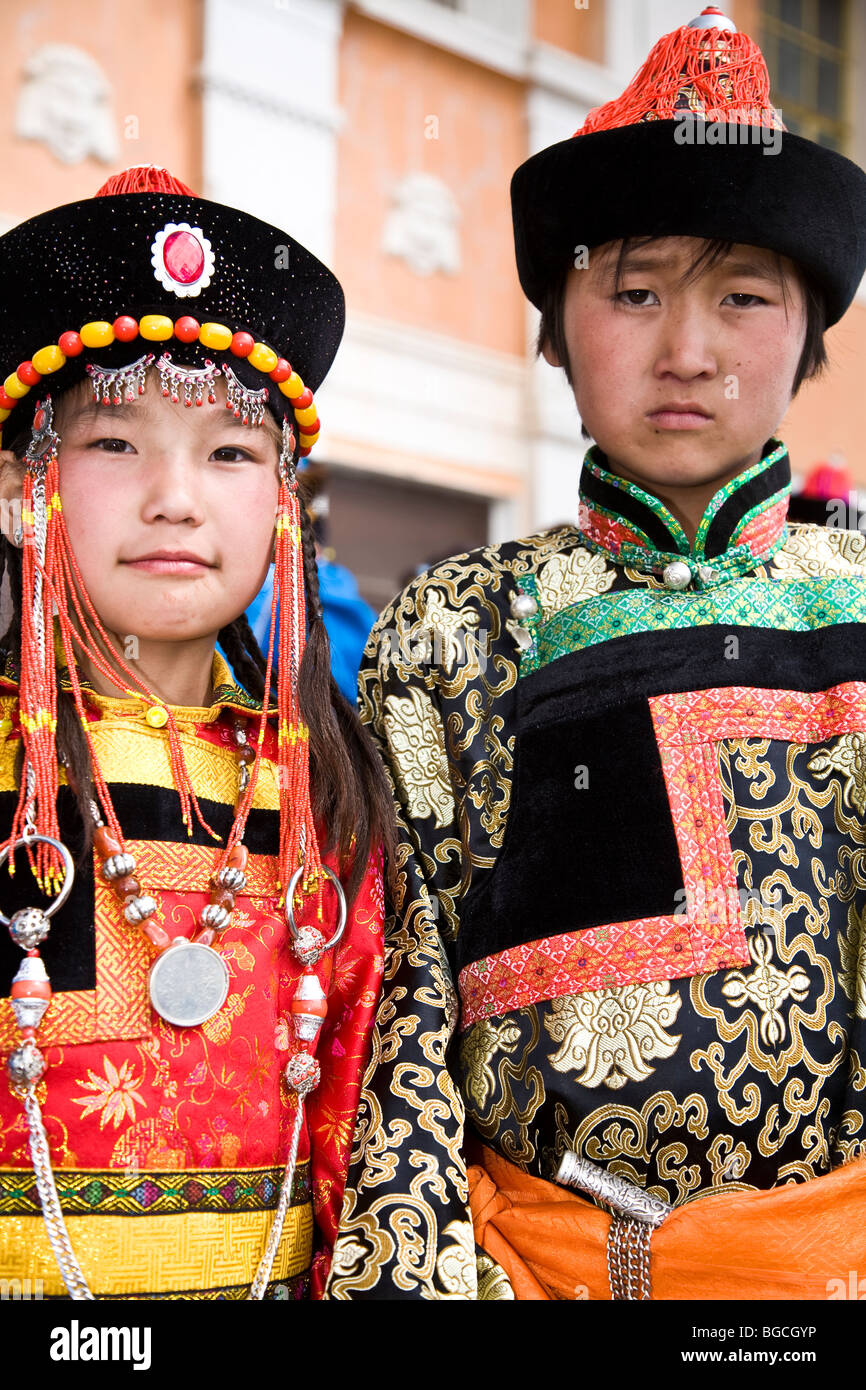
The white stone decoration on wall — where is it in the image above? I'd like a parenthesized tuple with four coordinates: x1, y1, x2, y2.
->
(382, 172, 462, 277)
(16, 44, 119, 166)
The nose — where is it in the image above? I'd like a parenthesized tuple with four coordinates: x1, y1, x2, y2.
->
(653, 302, 718, 382)
(140, 449, 204, 527)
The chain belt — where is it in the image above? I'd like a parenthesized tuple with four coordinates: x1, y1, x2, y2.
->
(556, 1150, 673, 1300)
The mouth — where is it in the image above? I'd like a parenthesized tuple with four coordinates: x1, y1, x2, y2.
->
(647, 404, 714, 431)
(122, 551, 215, 574)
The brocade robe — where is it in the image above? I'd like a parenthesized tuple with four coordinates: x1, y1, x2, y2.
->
(328, 440, 866, 1299)
(0, 653, 384, 1299)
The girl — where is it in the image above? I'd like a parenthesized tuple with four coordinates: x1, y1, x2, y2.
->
(0, 166, 394, 1300)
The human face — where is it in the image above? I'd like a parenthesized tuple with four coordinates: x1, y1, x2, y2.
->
(547, 237, 807, 524)
(16, 375, 280, 652)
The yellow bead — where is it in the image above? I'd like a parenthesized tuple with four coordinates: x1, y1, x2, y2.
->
(145, 705, 169, 728)
(80, 321, 115, 349)
(31, 344, 67, 375)
(278, 372, 304, 399)
(294, 404, 317, 427)
(0, 408, 10, 423)
(139, 314, 174, 342)
(199, 322, 233, 351)
(3, 373, 30, 399)
(248, 343, 278, 373)
(299, 431, 319, 447)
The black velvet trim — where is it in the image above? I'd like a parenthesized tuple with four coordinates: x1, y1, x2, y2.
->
(0, 783, 279, 996)
(520, 622, 866, 728)
(511, 122, 866, 326)
(580, 464, 680, 554)
(703, 451, 790, 557)
(455, 699, 684, 971)
(457, 621, 866, 970)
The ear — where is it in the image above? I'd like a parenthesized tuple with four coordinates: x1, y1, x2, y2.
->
(540, 337, 563, 369)
(0, 451, 24, 543)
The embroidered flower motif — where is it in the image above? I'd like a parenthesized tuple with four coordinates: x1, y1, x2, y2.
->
(808, 733, 866, 817)
(383, 686, 454, 827)
(71, 1057, 148, 1130)
(721, 933, 810, 1048)
(544, 982, 682, 1089)
(460, 1017, 521, 1109)
(536, 547, 616, 616)
(772, 524, 866, 579)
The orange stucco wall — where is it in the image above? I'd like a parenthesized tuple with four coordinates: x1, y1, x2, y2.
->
(780, 297, 866, 484)
(1, 0, 201, 222)
(534, 0, 606, 62)
(333, 9, 526, 356)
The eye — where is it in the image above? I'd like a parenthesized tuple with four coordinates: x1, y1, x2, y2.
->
(91, 437, 134, 453)
(616, 289, 659, 307)
(724, 293, 766, 308)
(211, 446, 255, 463)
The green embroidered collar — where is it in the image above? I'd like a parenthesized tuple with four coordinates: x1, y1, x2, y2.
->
(577, 439, 791, 586)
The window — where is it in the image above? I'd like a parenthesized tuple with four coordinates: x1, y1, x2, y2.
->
(760, 0, 849, 151)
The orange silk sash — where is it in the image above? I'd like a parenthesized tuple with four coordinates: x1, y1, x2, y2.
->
(468, 1144, 866, 1301)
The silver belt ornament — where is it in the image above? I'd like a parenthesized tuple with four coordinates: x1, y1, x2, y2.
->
(556, 1150, 672, 1300)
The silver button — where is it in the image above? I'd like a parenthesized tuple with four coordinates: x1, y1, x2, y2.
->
(510, 591, 538, 620)
(698, 565, 718, 584)
(662, 561, 693, 591)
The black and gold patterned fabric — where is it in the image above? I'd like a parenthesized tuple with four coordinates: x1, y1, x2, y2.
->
(326, 442, 866, 1299)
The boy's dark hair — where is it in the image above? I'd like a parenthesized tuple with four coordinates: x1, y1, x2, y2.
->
(0, 403, 396, 908)
(537, 237, 828, 440)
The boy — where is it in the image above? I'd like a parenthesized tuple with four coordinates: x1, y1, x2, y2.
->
(328, 8, 866, 1299)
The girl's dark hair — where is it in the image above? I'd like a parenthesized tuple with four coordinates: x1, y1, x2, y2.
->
(0, 420, 396, 909)
(537, 237, 829, 435)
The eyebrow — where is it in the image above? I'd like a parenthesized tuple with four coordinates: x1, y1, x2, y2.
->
(616, 253, 780, 283)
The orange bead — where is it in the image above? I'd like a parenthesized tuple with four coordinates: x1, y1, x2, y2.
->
(139, 919, 171, 951)
(211, 886, 235, 913)
(94, 825, 122, 858)
(112, 874, 141, 899)
(227, 844, 249, 872)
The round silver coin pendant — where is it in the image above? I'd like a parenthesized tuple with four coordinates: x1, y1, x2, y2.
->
(148, 938, 229, 1027)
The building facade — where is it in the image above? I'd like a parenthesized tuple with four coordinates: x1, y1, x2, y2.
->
(2, 0, 865, 607)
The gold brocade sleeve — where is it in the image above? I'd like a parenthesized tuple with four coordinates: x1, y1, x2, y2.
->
(325, 532, 572, 1298)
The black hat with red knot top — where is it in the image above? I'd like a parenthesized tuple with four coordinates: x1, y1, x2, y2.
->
(511, 7, 866, 326)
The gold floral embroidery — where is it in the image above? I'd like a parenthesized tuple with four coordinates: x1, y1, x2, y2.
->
(839, 902, 866, 1019)
(413, 589, 483, 677)
(536, 546, 616, 617)
(544, 982, 682, 1090)
(721, 933, 811, 1047)
(71, 1057, 148, 1130)
(460, 1017, 521, 1109)
(772, 523, 866, 579)
(476, 1251, 515, 1300)
(382, 686, 454, 828)
(808, 734, 866, 817)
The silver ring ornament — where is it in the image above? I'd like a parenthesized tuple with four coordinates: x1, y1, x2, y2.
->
(0, 833, 75, 927)
(285, 864, 347, 954)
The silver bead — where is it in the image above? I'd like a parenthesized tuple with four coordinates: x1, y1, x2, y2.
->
(293, 925, 326, 966)
(284, 1051, 320, 1097)
(123, 894, 158, 925)
(662, 561, 693, 591)
(8, 906, 50, 950)
(102, 853, 136, 881)
(200, 903, 230, 932)
(698, 565, 718, 584)
(688, 9, 737, 31)
(510, 591, 538, 620)
(7, 1040, 46, 1087)
(11, 995, 50, 1030)
(217, 866, 247, 893)
(511, 625, 533, 651)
